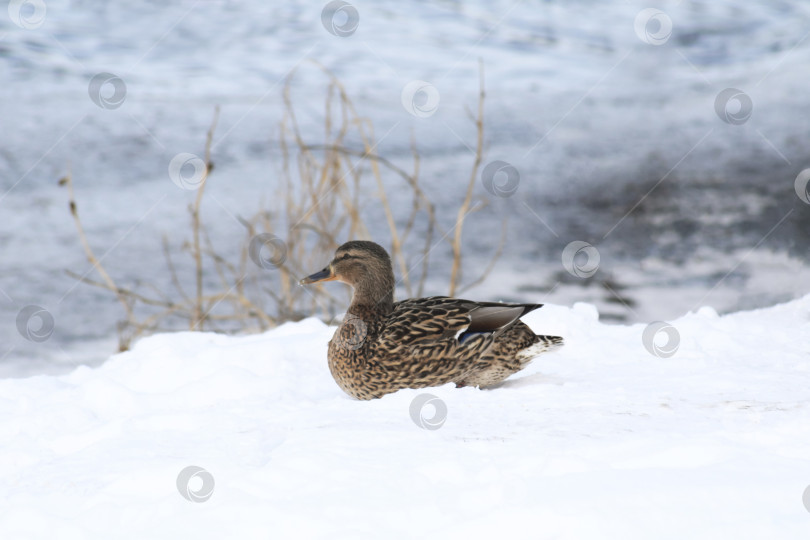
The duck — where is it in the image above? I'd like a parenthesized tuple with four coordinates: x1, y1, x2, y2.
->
(300, 240, 563, 400)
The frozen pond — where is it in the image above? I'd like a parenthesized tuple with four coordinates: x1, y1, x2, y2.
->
(1, 0, 809, 376)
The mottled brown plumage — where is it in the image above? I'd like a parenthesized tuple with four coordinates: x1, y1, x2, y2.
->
(301, 241, 563, 400)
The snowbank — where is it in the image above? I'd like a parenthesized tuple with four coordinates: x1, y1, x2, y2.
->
(2, 297, 810, 539)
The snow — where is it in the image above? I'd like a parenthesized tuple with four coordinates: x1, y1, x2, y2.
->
(2, 296, 810, 539)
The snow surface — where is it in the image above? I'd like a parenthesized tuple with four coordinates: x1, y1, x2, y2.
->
(2, 295, 810, 539)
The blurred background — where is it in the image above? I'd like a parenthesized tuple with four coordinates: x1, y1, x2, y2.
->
(1, 0, 809, 377)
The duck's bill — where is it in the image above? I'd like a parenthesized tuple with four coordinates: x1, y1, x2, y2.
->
(299, 267, 337, 285)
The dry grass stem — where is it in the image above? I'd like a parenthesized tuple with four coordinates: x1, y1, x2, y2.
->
(63, 62, 503, 351)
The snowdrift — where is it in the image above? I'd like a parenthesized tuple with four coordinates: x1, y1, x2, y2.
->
(2, 296, 809, 539)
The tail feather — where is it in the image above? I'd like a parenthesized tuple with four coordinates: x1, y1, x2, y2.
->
(516, 334, 564, 364)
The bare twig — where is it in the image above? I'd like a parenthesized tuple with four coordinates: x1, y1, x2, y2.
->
(63, 270, 174, 308)
(190, 106, 220, 330)
(449, 59, 486, 297)
(60, 172, 137, 350)
(457, 220, 507, 296)
(64, 62, 502, 353)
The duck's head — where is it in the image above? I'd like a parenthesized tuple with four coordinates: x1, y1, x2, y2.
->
(300, 241, 395, 304)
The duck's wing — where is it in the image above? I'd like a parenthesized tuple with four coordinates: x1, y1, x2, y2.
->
(463, 300, 543, 339)
(376, 296, 542, 358)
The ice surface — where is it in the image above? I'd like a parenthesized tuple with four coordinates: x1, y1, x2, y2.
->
(1, 1, 809, 377)
(1, 296, 809, 538)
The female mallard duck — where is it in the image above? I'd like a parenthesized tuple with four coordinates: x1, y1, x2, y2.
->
(300, 241, 563, 400)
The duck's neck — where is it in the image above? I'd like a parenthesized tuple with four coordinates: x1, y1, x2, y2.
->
(347, 279, 394, 318)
